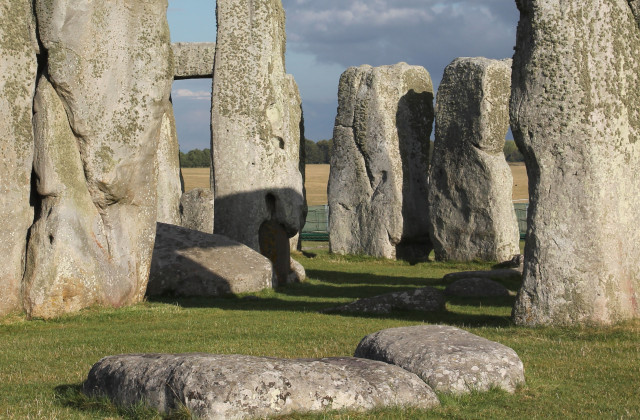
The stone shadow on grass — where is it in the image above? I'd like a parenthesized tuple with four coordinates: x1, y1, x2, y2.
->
(151, 294, 513, 328)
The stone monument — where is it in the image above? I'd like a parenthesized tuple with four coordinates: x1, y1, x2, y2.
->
(511, 0, 640, 325)
(429, 57, 519, 262)
(329, 63, 433, 260)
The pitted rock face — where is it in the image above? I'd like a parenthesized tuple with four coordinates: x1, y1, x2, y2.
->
(83, 353, 440, 419)
(211, 0, 305, 286)
(329, 63, 434, 260)
(180, 188, 214, 234)
(172, 42, 216, 79)
(355, 325, 525, 394)
(429, 57, 519, 263)
(325, 287, 445, 314)
(511, 0, 640, 325)
(23, 0, 173, 319)
(0, 0, 38, 316)
(148, 223, 273, 297)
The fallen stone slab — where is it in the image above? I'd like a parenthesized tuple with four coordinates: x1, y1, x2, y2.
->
(444, 278, 510, 298)
(147, 223, 273, 297)
(323, 287, 445, 314)
(443, 268, 522, 282)
(355, 325, 525, 394)
(172, 42, 216, 79)
(83, 353, 440, 419)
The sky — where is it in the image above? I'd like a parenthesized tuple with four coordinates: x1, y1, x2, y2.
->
(167, 0, 520, 151)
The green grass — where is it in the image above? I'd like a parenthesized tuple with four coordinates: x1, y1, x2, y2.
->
(1, 247, 638, 419)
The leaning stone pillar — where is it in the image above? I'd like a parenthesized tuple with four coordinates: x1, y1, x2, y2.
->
(211, 0, 305, 285)
(0, 0, 38, 316)
(328, 63, 434, 260)
(428, 57, 519, 262)
(511, 0, 640, 325)
(23, 0, 173, 318)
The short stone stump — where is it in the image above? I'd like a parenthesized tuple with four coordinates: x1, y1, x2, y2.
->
(83, 353, 440, 419)
(323, 287, 445, 314)
(354, 325, 525, 394)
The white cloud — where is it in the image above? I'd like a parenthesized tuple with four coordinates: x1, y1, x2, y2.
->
(172, 89, 211, 101)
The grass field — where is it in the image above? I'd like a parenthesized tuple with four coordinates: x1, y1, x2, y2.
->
(0, 251, 638, 419)
(182, 163, 529, 205)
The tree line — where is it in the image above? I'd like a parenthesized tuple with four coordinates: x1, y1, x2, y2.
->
(179, 140, 524, 168)
(179, 148, 211, 168)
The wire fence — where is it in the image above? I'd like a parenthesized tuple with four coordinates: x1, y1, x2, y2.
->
(301, 203, 529, 241)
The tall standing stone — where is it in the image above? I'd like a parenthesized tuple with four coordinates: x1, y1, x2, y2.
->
(211, 0, 305, 285)
(328, 63, 433, 260)
(429, 57, 519, 262)
(23, 0, 173, 318)
(156, 101, 183, 226)
(511, 0, 640, 325)
(0, 1, 38, 316)
(287, 74, 306, 252)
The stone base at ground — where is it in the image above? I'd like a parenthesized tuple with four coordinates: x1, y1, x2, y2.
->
(445, 278, 510, 297)
(355, 325, 525, 394)
(147, 223, 273, 297)
(83, 353, 439, 419)
(324, 287, 445, 314)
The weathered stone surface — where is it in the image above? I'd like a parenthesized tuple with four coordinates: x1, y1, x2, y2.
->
(287, 258, 306, 284)
(288, 73, 307, 252)
(84, 353, 439, 419)
(172, 42, 215, 79)
(211, 0, 304, 286)
(148, 223, 273, 297)
(23, 0, 173, 318)
(324, 287, 445, 314)
(329, 63, 433, 260)
(355, 325, 525, 394)
(180, 188, 214, 234)
(157, 101, 182, 226)
(444, 278, 510, 298)
(443, 268, 522, 282)
(0, 1, 38, 316)
(511, 1, 640, 325)
(429, 57, 519, 263)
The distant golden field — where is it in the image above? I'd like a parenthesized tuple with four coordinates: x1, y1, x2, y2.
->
(181, 163, 529, 205)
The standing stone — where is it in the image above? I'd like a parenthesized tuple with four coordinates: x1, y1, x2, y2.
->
(211, 0, 305, 286)
(0, 1, 38, 316)
(157, 101, 183, 226)
(329, 63, 434, 260)
(511, 1, 640, 325)
(23, 0, 173, 318)
(429, 57, 519, 262)
(172, 42, 216, 79)
(180, 188, 214, 234)
(288, 74, 307, 252)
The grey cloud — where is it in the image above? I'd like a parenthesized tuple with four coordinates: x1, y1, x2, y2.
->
(283, 0, 518, 79)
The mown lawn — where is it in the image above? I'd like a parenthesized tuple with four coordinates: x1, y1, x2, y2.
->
(0, 247, 638, 419)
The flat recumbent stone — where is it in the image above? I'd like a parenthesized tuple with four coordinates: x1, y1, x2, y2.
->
(83, 353, 440, 419)
(354, 325, 525, 394)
